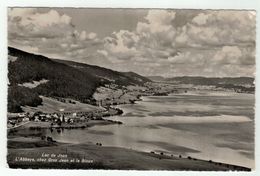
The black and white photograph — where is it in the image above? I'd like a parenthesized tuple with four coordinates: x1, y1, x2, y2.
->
(6, 7, 256, 171)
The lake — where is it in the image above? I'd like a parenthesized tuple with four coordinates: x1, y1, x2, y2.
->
(46, 90, 255, 168)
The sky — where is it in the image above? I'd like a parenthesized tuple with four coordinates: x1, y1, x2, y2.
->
(8, 8, 256, 77)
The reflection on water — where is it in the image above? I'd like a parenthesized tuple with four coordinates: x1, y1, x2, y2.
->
(46, 90, 255, 168)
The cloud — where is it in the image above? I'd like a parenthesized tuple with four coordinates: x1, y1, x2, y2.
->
(102, 30, 140, 62)
(17, 45, 39, 54)
(137, 10, 176, 34)
(213, 46, 255, 66)
(184, 11, 256, 47)
(8, 8, 74, 39)
(192, 13, 209, 25)
(8, 8, 101, 60)
(101, 10, 178, 64)
(79, 31, 97, 40)
(8, 8, 256, 77)
(213, 46, 242, 64)
(97, 49, 108, 56)
(100, 9, 255, 77)
(168, 52, 192, 64)
(88, 32, 97, 40)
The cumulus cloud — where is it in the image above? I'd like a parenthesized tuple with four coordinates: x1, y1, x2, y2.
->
(101, 10, 179, 66)
(213, 46, 255, 66)
(213, 46, 242, 64)
(184, 11, 256, 47)
(8, 8, 101, 60)
(79, 31, 97, 41)
(137, 10, 176, 34)
(100, 9, 255, 77)
(8, 8, 73, 39)
(8, 8, 256, 77)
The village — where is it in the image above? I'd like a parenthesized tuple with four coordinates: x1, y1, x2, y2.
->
(7, 81, 251, 131)
(7, 106, 123, 130)
(7, 82, 173, 130)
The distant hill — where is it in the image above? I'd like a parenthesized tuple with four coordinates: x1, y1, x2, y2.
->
(164, 76, 255, 93)
(148, 75, 254, 93)
(147, 76, 166, 82)
(8, 47, 150, 112)
(165, 76, 254, 86)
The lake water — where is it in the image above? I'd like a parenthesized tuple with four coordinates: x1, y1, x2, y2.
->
(46, 90, 255, 168)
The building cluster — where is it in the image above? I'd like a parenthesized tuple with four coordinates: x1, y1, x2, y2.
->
(7, 109, 106, 128)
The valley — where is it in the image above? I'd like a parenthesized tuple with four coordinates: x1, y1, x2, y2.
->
(7, 47, 255, 170)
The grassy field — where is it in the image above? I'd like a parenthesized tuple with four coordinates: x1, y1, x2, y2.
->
(7, 140, 250, 171)
(22, 96, 103, 113)
(93, 86, 141, 106)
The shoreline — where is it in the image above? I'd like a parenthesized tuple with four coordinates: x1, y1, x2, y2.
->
(96, 92, 254, 169)
(7, 90, 254, 170)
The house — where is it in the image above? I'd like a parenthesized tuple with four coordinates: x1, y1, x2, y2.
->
(18, 113, 26, 118)
(64, 117, 70, 123)
(39, 114, 46, 118)
(79, 117, 86, 121)
(22, 117, 30, 122)
(68, 118, 74, 123)
(52, 113, 59, 119)
(34, 116, 40, 122)
(46, 114, 51, 119)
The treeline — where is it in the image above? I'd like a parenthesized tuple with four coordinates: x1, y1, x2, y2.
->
(54, 60, 151, 86)
(215, 84, 255, 93)
(8, 86, 43, 112)
(8, 47, 101, 112)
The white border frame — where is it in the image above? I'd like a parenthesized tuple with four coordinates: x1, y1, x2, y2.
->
(0, 1, 259, 176)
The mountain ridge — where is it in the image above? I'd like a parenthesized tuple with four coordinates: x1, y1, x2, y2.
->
(8, 47, 150, 112)
(148, 75, 254, 85)
(52, 59, 151, 85)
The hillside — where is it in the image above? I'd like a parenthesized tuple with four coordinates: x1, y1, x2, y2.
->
(53, 59, 151, 85)
(122, 71, 151, 83)
(8, 47, 150, 112)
